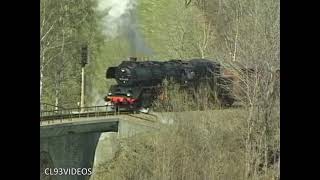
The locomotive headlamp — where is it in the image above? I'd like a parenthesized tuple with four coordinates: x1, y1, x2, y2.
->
(120, 68, 131, 75)
(126, 93, 131, 97)
(108, 92, 112, 95)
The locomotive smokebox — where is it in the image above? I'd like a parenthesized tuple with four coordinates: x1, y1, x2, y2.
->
(106, 67, 117, 79)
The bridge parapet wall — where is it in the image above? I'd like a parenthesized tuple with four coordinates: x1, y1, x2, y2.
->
(40, 118, 119, 180)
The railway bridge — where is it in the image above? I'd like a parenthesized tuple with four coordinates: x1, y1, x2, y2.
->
(40, 104, 160, 180)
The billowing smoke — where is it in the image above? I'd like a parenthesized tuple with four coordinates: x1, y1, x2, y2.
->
(97, 0, 153, 56)
(90, 89, 105, 106)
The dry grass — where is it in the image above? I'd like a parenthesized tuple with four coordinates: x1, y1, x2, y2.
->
(91, 67, 280, 180)
(91, 109, 279, 180)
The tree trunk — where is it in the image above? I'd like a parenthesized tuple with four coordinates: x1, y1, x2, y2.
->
(55, 94, 59, 110)
(40, 66, 44, 102)
(55, 82, 59, 110)
(232, 9, 239, 62)
(54, 26, 65, 110)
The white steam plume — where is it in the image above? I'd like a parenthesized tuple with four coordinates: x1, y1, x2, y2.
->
(90, 89, 106, 106)
(97, 0, 153, 56)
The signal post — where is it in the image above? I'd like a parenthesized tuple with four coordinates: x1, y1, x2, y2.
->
(80, 44, 88, 112)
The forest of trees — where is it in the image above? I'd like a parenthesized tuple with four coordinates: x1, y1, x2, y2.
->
(40, 0, 279, 108)
(40, 0, 279, 179)
(40, 0, 104, 108)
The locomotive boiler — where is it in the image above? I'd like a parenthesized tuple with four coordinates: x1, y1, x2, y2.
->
(104, 57, 235, 113)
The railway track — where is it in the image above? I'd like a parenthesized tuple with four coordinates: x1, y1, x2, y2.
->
(40, 104, 244, 122)
(40, 111, 132, 121)
(127, 113, 158, 122)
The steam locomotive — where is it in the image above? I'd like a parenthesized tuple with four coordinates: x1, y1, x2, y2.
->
(104, 57, 235, 113)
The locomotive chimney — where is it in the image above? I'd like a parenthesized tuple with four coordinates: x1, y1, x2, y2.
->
(129, 57, 137, 61)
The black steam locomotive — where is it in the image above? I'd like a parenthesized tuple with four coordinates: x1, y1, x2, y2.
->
(104, 57, 235, 113)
